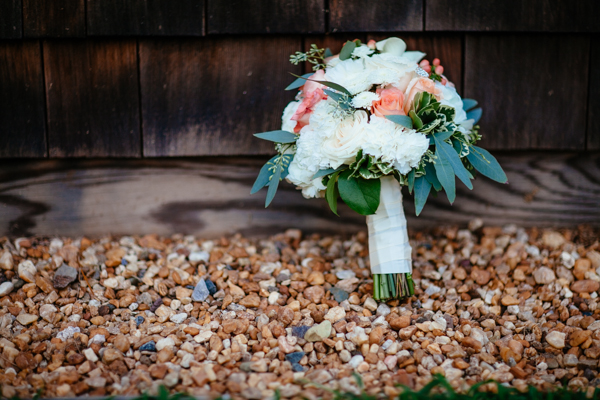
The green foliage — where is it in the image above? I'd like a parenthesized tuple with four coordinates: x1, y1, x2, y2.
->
(285, 73, 314, 90)
(386, 114, 413, 129)
(289, 73, 352, 96)
(339, 41, 357, 61)
(289, 44, 328, 71)
(326, 170, 342, 216)
(466, 146, 508, 183)
(254, 130, 298, 143)
(251, 153, 294, 207)
(337, 169, 381, 215)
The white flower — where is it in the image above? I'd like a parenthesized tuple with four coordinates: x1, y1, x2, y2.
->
(376, 37, 407, 57)
(352, 45, 374, 58)
(281, 101, 299, 132)
(287, 162, 326, 199)
(321, 110, 370, 168)
(365, 53, 416, 90)
(351, 91, 380, 109)
(361, 116, 429, 174)
(324, 58, 373, 95)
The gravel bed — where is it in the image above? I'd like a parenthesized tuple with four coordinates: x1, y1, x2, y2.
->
(0, 222, 599, 399)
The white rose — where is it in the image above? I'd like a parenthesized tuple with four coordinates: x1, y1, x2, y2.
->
(438, 83, 467, 124)
(324, 58, 372, 95)
(287, 162, 326, 199)
(321, 110, 369, 168)
(352, 45, 374, 58)
(365, 53, 416, 90)
(281, 101, 300, 132)
(351, 91, 380, 109)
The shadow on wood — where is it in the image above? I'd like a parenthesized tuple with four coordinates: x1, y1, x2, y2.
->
(0, 153, 598, 238)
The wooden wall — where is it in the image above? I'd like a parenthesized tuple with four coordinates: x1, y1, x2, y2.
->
(0, 0, 598, 159)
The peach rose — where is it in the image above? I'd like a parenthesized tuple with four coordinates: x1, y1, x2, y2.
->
(371, 87, 405, 118)
(403, 77, 442, 114)
(291, 69, 326, 133)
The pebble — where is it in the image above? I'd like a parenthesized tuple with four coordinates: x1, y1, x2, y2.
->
(16, 313, 38, 325)
(364, 297, 378, 312)
(324, 306, 346, 323)
(192, 279, 210, 302)
(533, 267, 556, 285)
(156, 337, 175, 351)
(139, 341, 156, 352)
(0, 281, 14, 296)
(170, 313, 188, 324)
(546, 331, 566, 349)
(571, 280, 600, 294)
(304, 320, 332, 342)
(18, 260, 37, 283)
(329, 287, 349, 302)
(53, 264, 78, 288)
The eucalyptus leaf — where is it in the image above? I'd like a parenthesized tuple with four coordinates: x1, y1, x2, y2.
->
(339, 41, 356, 61)
(285, 73, 314, 91)
(433, 131, 453, 142)
(466, 146, 508, 183)
(289, 73, 352, 96)
(250, 155, 278, 194)
(254, 130, 298, 143)
(385, 115, 413, 129)
(407, 170, 416, 194)
(466, 107, 482, 124)
(414, 176, 432, 216)
(312, 166, 343, 180)
(338, 170, 380, 216)
(462, 98, 478, 112)
(265, 164, 282, 208)
(280, 154, 294, 179)
(324, 48, 333, 58)
(424, 162, 442, 191)
(326, 171, 342, 216)
(433, 149, 456, 204)
(434, 137, 473, 190)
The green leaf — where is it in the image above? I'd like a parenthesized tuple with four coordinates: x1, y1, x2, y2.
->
(254, 130, 297, 143)
(265, 164, 282, 207)
(409, 110, 423, 129)
(324, 48, 333, 58)
(407, 169, 416, 194)
(424, 162, 442, 191)
(419, 92, 431, 110)
(385, 115, 413, 129)
(433, 147, 456, 204)
(337, 170, 380, 216)
(433, 130, 453, 142)
(434, 136, 473, 190)
(251, 155, 278, 194)
(462, 98, 478, 112)
(285, 73, 314, 91)
(339, 41, 356, 61)
(289, 73, 352, 96)
(312, 166, 344, 180)
(437, 105, 456, 121)
(414, 176, 432, 216)
(467, 107, 482, 124)
(158, 386, 169, 400)
(419, 118, 443, 134)
(466, 145, 508, 183)
(326, 171, 342, 216)
(279, 154, 293, 180)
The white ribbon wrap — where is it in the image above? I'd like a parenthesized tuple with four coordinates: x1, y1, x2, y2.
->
(366, 176, 412, 274)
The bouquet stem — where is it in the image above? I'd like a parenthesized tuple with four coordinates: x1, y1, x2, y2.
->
(367, 176, 413, 300)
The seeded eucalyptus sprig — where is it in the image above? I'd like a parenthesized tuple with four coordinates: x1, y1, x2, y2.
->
(289, 44, 332, 71)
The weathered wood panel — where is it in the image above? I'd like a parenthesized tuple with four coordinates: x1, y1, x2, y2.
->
(329, 0, 422, 32)
(140, 36, 301, 157)
(588, 38, 600, 150)
(0, 0, 22, 38)
(87, 0, 204, 36)
(426, 0, 600, 32)
(367, 33, 463, 92)
(44, 40, 141, 157)
(0, 41, 46, 158)
(465, 34, 589, 150)
(207, 0, 324, 34)
(23, 0, 85, 37)
(0, 153, 598, 238)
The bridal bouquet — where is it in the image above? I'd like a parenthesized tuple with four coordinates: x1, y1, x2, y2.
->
(251, 37, 507, 300)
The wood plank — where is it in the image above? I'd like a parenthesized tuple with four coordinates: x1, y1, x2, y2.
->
(43, 40, 141, 157)
(367, 33, 463, 93)
(23, 0, 85, 37)
(0, 41, 46, 158)
(86, 0, 204, 36)
(329, 0, 422, 32)
(140, 36, 301, 156)
(465, 34, 589, 150)
(588, 37, 600, 150)
(207, 0, 324, 34)
(426, 0, 600, 32)
(0, 0, 22, 38)
(0, 153, 598, 237)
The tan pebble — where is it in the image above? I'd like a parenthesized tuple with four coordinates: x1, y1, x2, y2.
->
(389, 315, 411, 330)
(369, 327, 384, 345)
(91, 316, 105, 325)
(399, 326, 417, 340)
(471, 268, 491, 285)
(102, 348, 122, 363)
(307, 271, 325, 285)
(304, 286, 325, 303)
(239, 293, 261, 308)
(119, 294, 135, 308)
(356, 362, 370, 373)
(277, 307, 294, 326)
(288, 300, 300, 312)
(501, 295, 520, 306)
(571, 280, 600, 294)
(157, 348, 174, 363)
(114, 335, 130, 353)
(508, 339, 524, 355)
(453, 359, 469, 369)
(570, 330, 592, 347)
(462, 337, 482, 350)
(453, 267, 467, 280)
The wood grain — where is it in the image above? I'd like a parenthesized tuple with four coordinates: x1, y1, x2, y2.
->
(426, 0, 600, 32)
(588, 37, 600, 150)
(23, 0, 85, 37)
(0, 41, 47, 158)
(329, 0, 422, 32)
(465, 34, 589, 150)
(207, 0, 324, 34)
(0, 0, 22, 38)
(43, 40, 141, 157)
(87, 0, 204, 36)
(0, 153, 597, 237)
(367, 33, 463, 92)
(140, 36, 301, 156)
